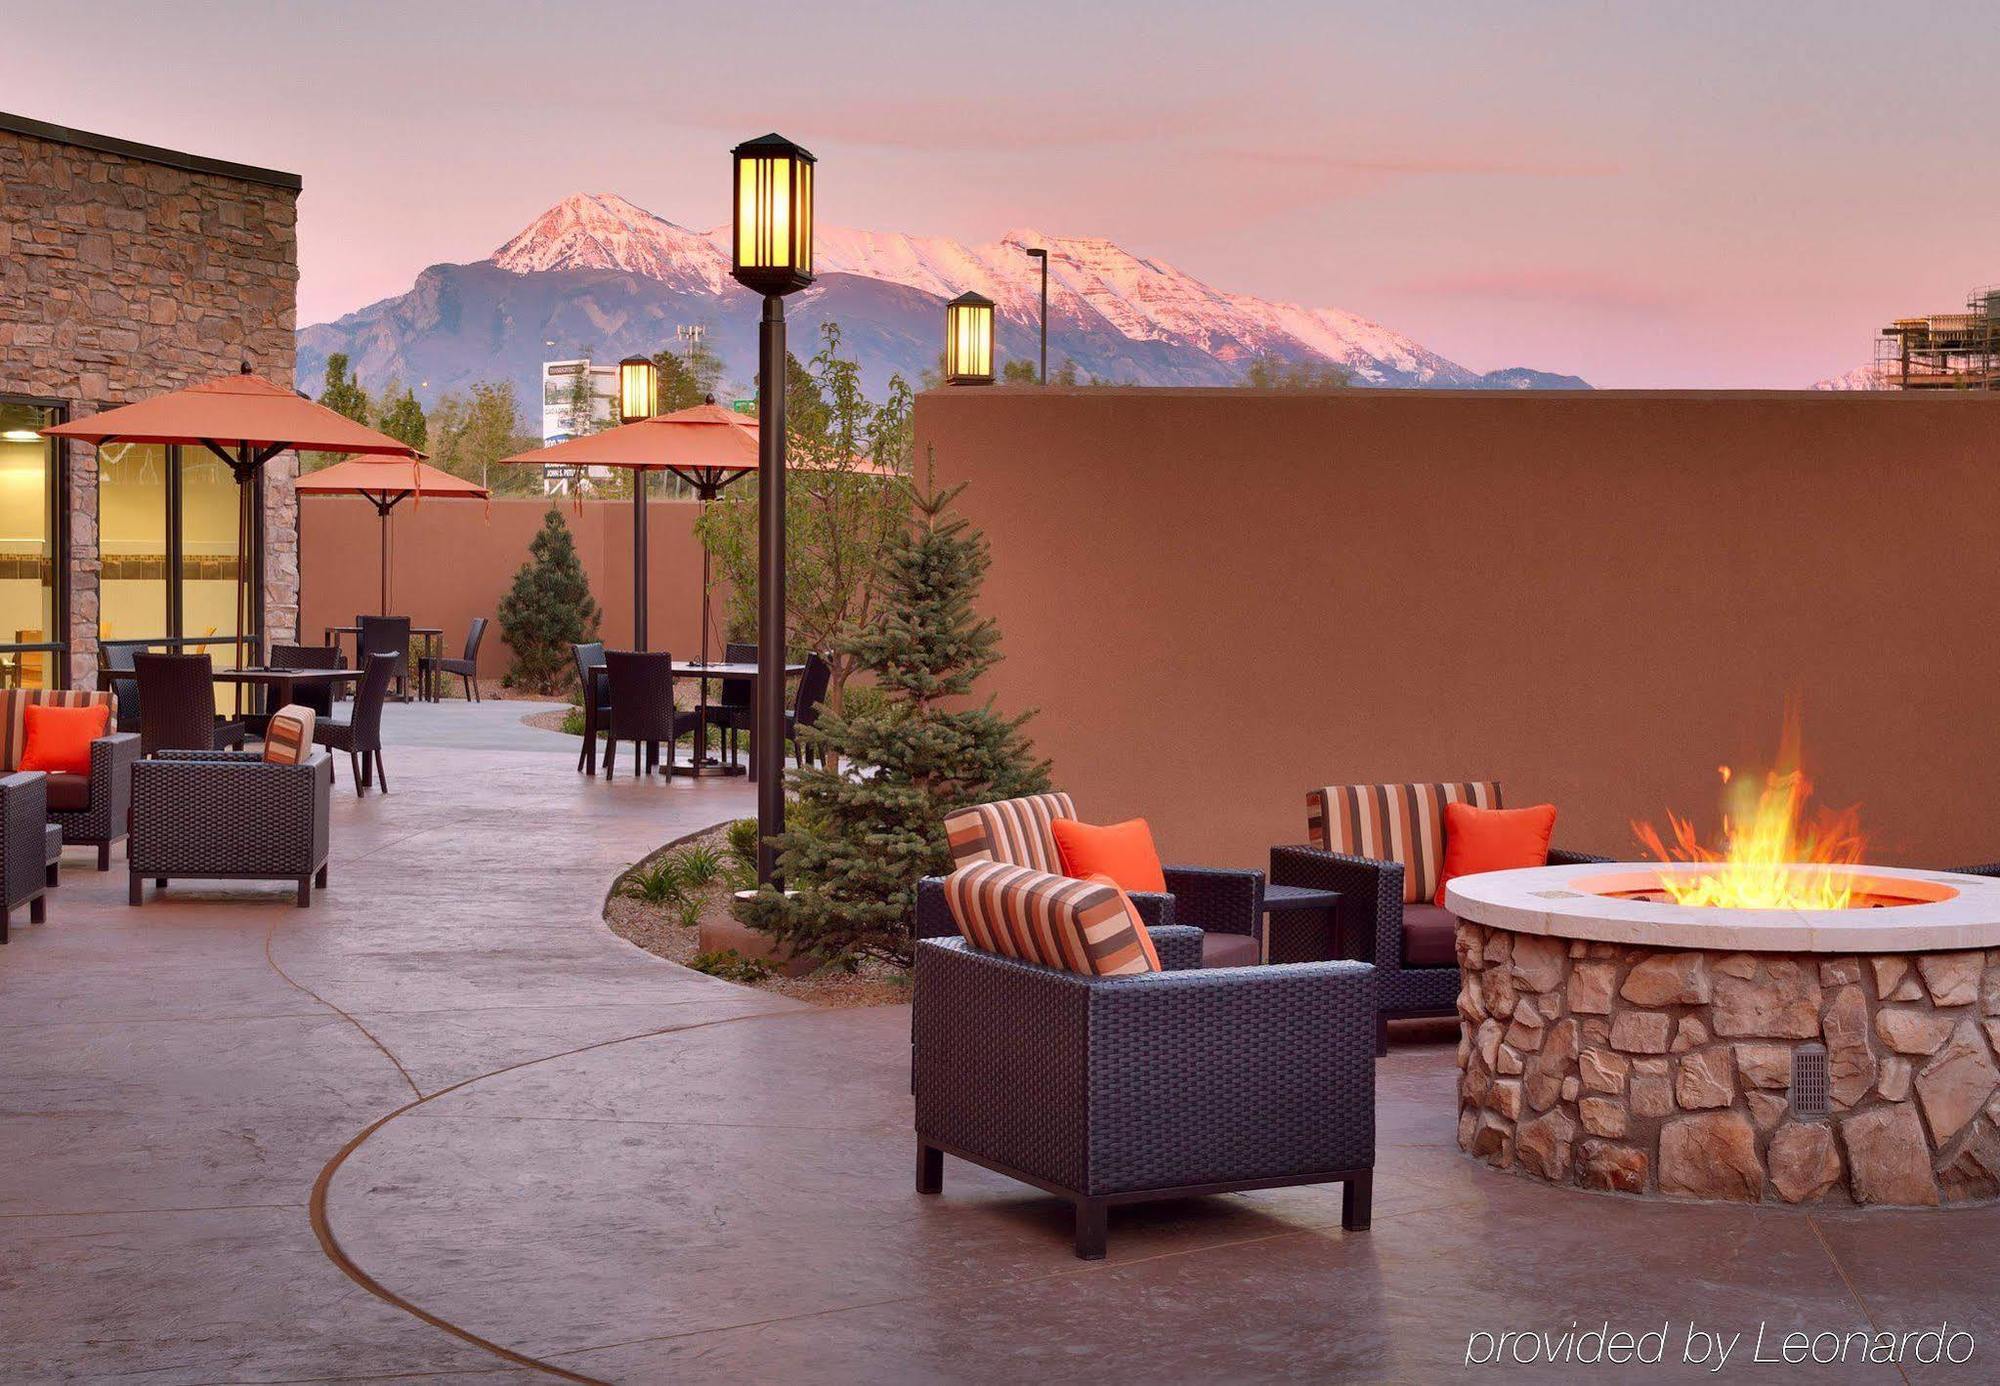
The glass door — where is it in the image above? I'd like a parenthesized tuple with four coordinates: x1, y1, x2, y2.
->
(0, 398, 68, 689)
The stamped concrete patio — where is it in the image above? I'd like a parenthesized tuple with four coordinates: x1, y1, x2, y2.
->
(4, 702, 1998, 1383)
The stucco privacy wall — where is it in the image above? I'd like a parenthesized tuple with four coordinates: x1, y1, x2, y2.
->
(915, 387, 2000, 871)
(299, 496, 717, 676)
(0, 113, 301, 684)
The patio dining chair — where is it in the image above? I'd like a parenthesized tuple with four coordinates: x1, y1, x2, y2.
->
(99, 638, 150, 733)
(1271, 782, 1609, 1055)
(417, 617, 486, 703)
(312, 653, 396, 794)
(133, 653, 244, 756)
(356, 614, 412, 701)
(571, 640, 610, 773)
(713, 641, 755, 768)
(784, 651, 832, 768)
(601, 650, 702, 779)
(268, 643, 344, 720)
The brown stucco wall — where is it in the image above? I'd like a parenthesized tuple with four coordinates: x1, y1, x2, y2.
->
(299, 497, 720, 679)
(916, 387, 2000, 871)
(0, 115, 300, 683)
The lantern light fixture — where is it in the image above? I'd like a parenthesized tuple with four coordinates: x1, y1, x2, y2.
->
(730, 133, 817, 297)
(617, 355, 658, 424)
(944, 292, 996, 385)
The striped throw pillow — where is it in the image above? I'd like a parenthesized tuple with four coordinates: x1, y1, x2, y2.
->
(263, 705, 316, 766)
(1307, 781, 1502, 905)
(943, 860, 1161, 977)
(0, 689, 116, 772)
(942, 792, 1077, 873)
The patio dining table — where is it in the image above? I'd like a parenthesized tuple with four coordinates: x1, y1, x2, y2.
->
(583, 660, 804, 780)
(323, 624, 444, 701)
(212, 666, 363, 723)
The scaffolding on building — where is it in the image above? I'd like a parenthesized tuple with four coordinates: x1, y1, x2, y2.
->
(1875, 285, 2000, 390)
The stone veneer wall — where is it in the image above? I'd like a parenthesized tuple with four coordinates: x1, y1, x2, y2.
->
(1454, 922, 2000, 1206)
(0, 119, 300, 686)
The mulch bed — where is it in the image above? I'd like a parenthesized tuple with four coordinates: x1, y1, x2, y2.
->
(602, 822, 912, 1009)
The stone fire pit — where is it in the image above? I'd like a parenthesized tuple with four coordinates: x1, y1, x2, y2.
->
(1445, 863, 2000, 1206)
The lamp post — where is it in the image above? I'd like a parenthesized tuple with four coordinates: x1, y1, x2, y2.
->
(730, 132, 816, 886)
(617, 355, 658, 648)
(945, 292, 996, 386)
(1025, 247, 1048, 382)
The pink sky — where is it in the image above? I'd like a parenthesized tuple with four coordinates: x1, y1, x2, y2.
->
(7, 1, 1995, 386)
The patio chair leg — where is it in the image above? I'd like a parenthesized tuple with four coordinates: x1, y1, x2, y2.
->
(373, 750, 389, 793)
(1073, 1199, 1108, 1261)
(316, 864, 329, 889)
(1375, 1013, 1389, 1059)
(127, 873, 142, 906)
(916, 1141, 943, 1195)
(295, 876, 312, 908)
(96, 842, 110, 872)
(1, 908, 8, 942)
(156, 878, 167, 889)
(29, 894, 44, 924)
(605, 739, 617, 779)
(46, 863, 58, 888)
(1342, 1173, 1373, 1231)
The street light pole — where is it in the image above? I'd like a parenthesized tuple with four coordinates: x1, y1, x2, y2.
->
(755, 296, 787, 882)
(730, 132, 816, 888)
(1026, 247, 1049, 382)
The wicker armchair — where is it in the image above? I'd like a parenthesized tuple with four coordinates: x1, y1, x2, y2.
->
(1272, 781, 1608, 1055)
(0, 772, 51, 943)
(417, 616, 486, 703)
(128, 748, 333, 908)
(133, 653, 243, 755)
(915, 934, 1376, 1258)
(915, 792, 1265, 968)
(0, 688, 138, 871)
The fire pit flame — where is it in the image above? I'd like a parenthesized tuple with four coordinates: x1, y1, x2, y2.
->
(1632, 707, 1866, 910)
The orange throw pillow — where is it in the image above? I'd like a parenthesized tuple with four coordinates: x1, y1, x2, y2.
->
(1050, 817, 1168, 894)
(1435, 802, 1557, 907)
(20, 702, 110, 776)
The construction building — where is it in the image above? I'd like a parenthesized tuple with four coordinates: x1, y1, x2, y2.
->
(1876, 285, 2000, 390)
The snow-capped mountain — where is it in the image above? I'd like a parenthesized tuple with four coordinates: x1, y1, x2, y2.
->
(1812, 364, 1888, 391)
(298, 192, 1588, 408)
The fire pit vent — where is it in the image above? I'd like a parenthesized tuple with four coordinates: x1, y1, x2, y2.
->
(1789, 1043, 1830, 1120)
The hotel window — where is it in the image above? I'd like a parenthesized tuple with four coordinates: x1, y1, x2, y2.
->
(97, 442, 247, 706)
(0, 397, 69, 690)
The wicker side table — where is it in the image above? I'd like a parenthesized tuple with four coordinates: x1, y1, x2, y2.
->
(1262, 883, 1343, 964)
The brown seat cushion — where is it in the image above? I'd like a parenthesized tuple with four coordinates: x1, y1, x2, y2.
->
(44, 772, 91, 812)
(1402, 902, 1460, 968)
(1200, 931, 1261, 969)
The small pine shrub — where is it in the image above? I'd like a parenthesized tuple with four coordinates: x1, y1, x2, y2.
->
(689, 949, 773, 984)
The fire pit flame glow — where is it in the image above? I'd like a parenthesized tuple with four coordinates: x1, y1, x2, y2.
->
(1632, 707, 1867, 910)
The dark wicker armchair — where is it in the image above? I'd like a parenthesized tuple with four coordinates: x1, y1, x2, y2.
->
(128, 748, 333, 908)
(916, 792, 1265, 968)
(133, 653, 244, 755)
(313, 653, 395, 793)
(2, 688, 138, 871)
(1272, 781, 1608, 1055)
(417, 616, 486, 703)
(602, 650, 702, 778)
(915, 933, 1376, 1258)
(0, 771, 51, 942)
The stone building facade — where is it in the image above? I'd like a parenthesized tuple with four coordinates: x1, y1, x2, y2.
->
(0, 111, 300, 686)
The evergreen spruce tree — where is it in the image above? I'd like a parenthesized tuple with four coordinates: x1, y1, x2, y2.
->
(497, 507, 601, 694)
(741, 470, 1049, 967)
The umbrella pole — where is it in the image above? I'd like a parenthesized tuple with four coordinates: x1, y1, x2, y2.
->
(380, 505, 391, 615)
(633, 471, 648, 652)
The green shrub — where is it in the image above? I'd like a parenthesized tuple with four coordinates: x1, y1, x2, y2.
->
(497, 506, 601, 694)
(726, 818, 760, 864)
(676, 844, 723, 888)
(619, 857, 686, 907)
(689, 949, 773, 984)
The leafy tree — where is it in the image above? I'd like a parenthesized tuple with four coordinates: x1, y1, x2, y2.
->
(377, 388, 427, 452)
(696, 323, 912, 739)
(1240, 354, 1352, 389)
(318, 353, 372, 424)
(1001, 358, 1041, 384)
(652, 332, 727, 412)
(427, 382, 541, 495)
(497, 506, 602, 693)
(738, 465, 1050, 966)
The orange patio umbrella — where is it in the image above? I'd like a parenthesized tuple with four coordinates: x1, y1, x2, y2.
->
(294, 458, 489, 615)
(46, 366, 419, 657)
